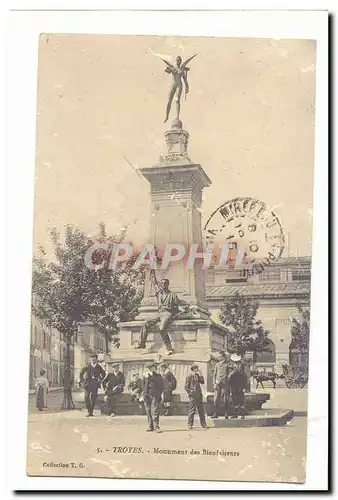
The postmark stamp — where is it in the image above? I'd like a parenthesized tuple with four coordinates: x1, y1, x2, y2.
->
(204, 197, 285, 275)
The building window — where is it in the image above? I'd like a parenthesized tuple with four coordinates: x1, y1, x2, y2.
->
(258, 270, 281, 282)
(292, 269, 311, 281)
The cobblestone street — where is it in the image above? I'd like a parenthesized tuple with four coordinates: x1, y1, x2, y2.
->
(27, 386, 308, 483)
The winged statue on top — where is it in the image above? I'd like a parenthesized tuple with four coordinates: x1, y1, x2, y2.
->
(161, 54, 198, 123)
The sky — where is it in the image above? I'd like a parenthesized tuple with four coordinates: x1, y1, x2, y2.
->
(34, 34, 316, 257)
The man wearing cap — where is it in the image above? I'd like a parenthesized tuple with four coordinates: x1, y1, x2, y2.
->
(136, 272, 192, 355)
(143, 362, 164, 433)
(228, 354, 247, 419)
(185, 364, 208, 429)
(79, 354, 106, 417)
(211, 351, 231, 419)
(160, 364, 177, 416)
(103, 363, 125, 416)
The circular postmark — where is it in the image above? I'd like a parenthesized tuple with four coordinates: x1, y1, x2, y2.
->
(204, 197, 285, 275)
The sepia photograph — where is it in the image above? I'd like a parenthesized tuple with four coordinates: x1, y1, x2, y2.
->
(25, 31, 317, 484)
(4, 7, 329, 491)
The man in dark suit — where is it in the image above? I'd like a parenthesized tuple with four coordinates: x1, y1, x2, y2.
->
(211, 351, 231, 419)
(143, 362, 164, 433)
(228, 354, 247, 419)
(185, 364, 208, 430)
(79, 354, 106, 417)
(160, 363, 177, 416)
(103, 363, 125, 416)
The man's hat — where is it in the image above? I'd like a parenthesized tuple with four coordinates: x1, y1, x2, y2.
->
(111, 363, 120, 369)
(190, 363, 199, 370)
(230, 353, 242, 363)
(90, 353, 98, 358)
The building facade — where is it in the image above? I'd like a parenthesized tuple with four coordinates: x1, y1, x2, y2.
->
(30, 318, 109, 389)
(30, 315, 66, 389)
(73, 323, 109, 386)
(205, 257, 311, 373)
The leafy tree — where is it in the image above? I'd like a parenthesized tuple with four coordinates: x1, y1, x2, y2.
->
(32, 223, 144, 410)
(83, 222, 144, 352)
(289, 306, 310, 374)
(290, 306, 310, 350)
(32, 226, 90, 409)
(218, 293, 271, 355)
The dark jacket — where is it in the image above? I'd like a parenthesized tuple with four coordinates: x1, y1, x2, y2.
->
(79, 363, 106, 390)
(185, 372, 204, 397)
(228, 366, 246, 391)
(163, 371, 177, 393)
(143, 372, 164, 400)
(105, 371, 125, 396)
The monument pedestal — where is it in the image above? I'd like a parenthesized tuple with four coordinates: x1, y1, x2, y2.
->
(114, 317, 227, 396)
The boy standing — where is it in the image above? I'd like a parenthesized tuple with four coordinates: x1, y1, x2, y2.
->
(161, 364, 177, 416)
(128, 372, 143, 402)
(103, 363, 125, 416)
(128, 372, 144, 413)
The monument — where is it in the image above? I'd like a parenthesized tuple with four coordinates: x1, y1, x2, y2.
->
(108, 55, 271, 416)
(115, 116, 228, 396)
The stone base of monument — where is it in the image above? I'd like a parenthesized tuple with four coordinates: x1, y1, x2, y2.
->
(73, 391, 270, 417)
(210, 409, 295, 428)
(114, 317, 229, 395)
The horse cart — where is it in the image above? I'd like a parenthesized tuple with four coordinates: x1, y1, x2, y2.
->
(281, 364, 308, 389)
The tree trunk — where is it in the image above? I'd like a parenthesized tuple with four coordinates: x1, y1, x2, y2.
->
(61, 336, 75, 410)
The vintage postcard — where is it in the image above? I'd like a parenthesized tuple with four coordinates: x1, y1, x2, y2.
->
(27, 32, 317, 484)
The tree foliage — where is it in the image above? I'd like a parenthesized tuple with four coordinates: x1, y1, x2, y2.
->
(32, 223, 144, 352)
(218, 293, 271, 355)
(32, 226, 90, 341)
(83, 222, 144, 351)
(290, 306, 310, 350)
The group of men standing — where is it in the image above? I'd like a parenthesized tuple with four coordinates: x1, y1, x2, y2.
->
(212, 351, 247, 420)
(79, 355, 178, 422)
(79, 350, 247, 431)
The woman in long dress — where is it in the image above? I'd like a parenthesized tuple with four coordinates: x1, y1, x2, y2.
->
(35, 369, 49, 411)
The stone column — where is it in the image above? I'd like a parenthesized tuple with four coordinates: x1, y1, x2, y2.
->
(137, 119, 211, 319)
